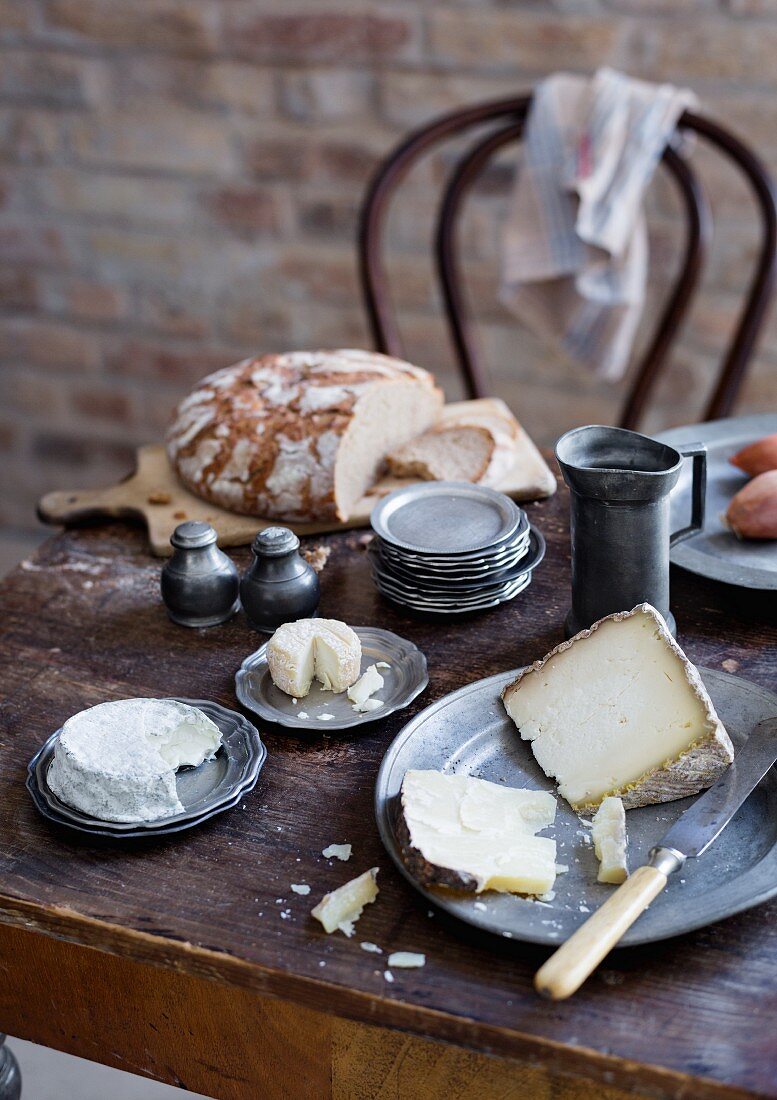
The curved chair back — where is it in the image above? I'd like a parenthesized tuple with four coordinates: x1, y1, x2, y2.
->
(358, 96, 776, 429)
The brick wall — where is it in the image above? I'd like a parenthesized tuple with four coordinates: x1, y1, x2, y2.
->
(1, 0, 776, 544)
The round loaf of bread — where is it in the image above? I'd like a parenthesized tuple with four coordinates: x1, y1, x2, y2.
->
(166, 349, 444, 522)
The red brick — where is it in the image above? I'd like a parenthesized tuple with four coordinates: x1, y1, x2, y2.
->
(0, 224, 66, 265)
(0, 109, 63, 163)
(2, 366, 64, 414)
(0, 268, 38, 311)
(0, 51, 108, 109)
(40, 168, 192, 227)
(318, 140, 384, 183)
(44, 0, 221, 56)
(137, 285, 212, 341)
(109, 339, 235, 385)
(297, 195, 359, 240)
(427, 11, 622, 70)
(71, 385, 133, 424)
(31, 431, 136, 472)
(70, 107, 236, 175)
(0, 0, 34, 33)
(41, 276, 131, 324)
(0, 419, 15, 451)
(0, 318, 101, 370)
(280, 69, 373, 122)
(244, 137, 316, 181)
(201, 186, 289, 238)
(223, 10, 417, 63)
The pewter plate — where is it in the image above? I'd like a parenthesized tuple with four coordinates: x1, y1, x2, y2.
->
(654, 414, 777, 590)
(376, 514, 530, 567)
(371, 482, 523, 555)
(376, 529, 531, 574)
(371, 529, 545, 595)
(375, 668, 777, 947)
(235, 627, 428, 732)
(26, 699, 266, 838)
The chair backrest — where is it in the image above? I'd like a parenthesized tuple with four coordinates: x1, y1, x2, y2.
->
(358, 96, 777, 430)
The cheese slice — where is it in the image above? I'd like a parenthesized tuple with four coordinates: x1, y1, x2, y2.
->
(48, 698, 222, 823)
(347, 664, 384, 708)
(502, 604, 734, 812)
(591, 797, 629, 884)
(399, 770, 557, 896)
(266, 618, 361, 697)
(311, 868, 379, 936)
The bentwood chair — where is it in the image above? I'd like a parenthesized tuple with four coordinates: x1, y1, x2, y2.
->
(358, 96, 777, 430)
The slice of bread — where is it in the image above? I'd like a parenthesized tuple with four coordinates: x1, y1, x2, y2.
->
(387, 399, 520, 487)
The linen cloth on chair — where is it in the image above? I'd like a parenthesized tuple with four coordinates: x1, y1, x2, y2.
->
(499, 68, 696, 381)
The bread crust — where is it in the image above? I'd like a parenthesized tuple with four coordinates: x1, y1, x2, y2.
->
(166, 349, 442, 522)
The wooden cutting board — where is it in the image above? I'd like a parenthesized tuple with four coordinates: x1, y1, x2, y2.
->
(38, 399, 557, 557)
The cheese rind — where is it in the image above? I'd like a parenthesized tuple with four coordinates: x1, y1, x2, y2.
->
(48, 698, 222, 823)
(502, 604, 734, 811)
(267, 618, 361, 697)
(591, 797, 629, 884)
(311, 868, 379, 936)
(399, 770, 557, 896)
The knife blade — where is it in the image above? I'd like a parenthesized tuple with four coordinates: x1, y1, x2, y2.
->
(658, 717, 777, 860)
(535, 717, 777, 1000)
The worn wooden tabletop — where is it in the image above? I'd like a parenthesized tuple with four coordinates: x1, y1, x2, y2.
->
(0, 474, 775, 1099)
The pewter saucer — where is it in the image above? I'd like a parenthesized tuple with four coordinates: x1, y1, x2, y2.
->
(235, 626, 428, 731)
(26, 698, 266, 838)
(371, 482, 523, 555)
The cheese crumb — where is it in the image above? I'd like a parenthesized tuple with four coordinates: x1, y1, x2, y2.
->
(360, 941, 382, 954)
(322, 843, 351, 861)
(555, 864, 569, 874)
(383, 970, 394, 983)
(387, 952, 425, 969)
(352, 697, 383, 713)
(473, 901, 487, 912)
(291, 884, 310, 895)
(297, 711, 309, 719)
(317, 713, 336, 722)
(311, 868, 379, 937)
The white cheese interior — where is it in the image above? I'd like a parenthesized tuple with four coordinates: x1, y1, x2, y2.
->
(47, 698, 222, 823)
(266, 618, 361, 697)
(591, 797, 629, 884)
(402, 770, 557, 896)
(503, 608, 723, 809)
(347, 664, 384, 706)
(311, 868, 379, 936)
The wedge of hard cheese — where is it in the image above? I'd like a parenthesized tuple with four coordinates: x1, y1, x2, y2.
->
(398, 770, 557, 896)
(502, 604, 734, 812)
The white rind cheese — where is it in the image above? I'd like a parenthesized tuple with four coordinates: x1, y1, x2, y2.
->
(267, 618, 361, 697)
(311, 868, 379, 936)
(502, 604, 734, 812)
(48, 698, 222, 822)
(591, 797, 629, 884)
(399, 770, 557, 896)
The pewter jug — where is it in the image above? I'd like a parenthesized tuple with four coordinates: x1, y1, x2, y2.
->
(161, 521, 240, 628)
(240, 527, 320, 633)
(555, 425, 706, 637)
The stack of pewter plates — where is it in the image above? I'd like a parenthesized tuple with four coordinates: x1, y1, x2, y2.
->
(369, 482, 545, 614)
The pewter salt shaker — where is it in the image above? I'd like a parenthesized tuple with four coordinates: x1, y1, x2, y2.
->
(161, 521, 240, 628)
(240, 526, 319, 633)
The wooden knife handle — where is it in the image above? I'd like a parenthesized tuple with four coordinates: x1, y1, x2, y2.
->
(534, 864, 669, 1000)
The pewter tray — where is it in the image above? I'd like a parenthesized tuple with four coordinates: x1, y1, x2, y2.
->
(235, 626, 428, 732)
(27, 698, 266, 837)
(655, 414, 777, 590)
(375, 668, 777, 947)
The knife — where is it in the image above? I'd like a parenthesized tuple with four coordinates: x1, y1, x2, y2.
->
(535, 717, 777, 1000)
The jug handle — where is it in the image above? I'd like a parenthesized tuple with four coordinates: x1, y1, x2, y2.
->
(670, 443, 707, 547)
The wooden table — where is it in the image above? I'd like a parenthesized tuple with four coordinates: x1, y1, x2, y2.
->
(0, 478, 775, 1100)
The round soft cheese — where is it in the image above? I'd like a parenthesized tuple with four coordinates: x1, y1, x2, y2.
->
(47, 698, 222, 823)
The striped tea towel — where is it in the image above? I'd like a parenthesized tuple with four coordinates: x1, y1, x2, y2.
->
(500, 68, 696, 381)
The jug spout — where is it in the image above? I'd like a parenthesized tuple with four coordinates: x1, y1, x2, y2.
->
(556, 425, 684, 502)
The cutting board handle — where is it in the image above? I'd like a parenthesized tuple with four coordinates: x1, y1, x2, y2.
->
(38, 487, 141, 526)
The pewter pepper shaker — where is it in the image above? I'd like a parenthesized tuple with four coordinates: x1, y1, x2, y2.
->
(240, 526, 320, 633)
(161, 521, 240, 628)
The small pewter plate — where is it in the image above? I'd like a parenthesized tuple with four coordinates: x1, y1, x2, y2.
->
(376, 514, 530, 567)
(374, 572, 533, 613)
(375, 668, 777, 947)
(372, 482, 523, 556)
(654, 413, 777, 590)
(26, 698, 266, 838)
(235, 626, 428, 732)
